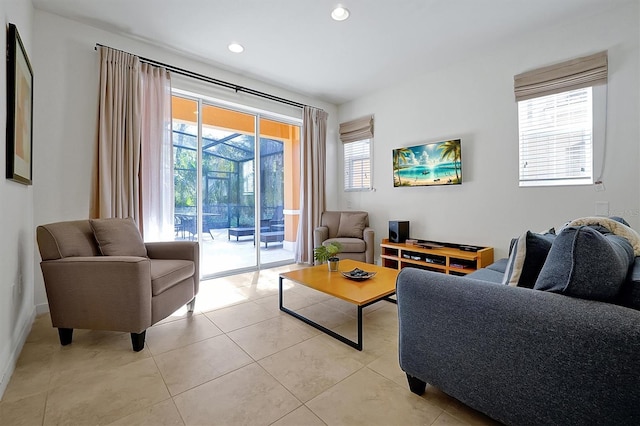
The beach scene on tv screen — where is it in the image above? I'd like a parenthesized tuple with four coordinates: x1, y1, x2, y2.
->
(393, 139, 462, 187)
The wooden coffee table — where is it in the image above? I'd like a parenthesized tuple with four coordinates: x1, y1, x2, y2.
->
(279, 259, 399, 350)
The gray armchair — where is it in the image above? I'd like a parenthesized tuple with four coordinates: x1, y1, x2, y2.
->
(314, 211, 374, 264)
(36, 218, 199, 352)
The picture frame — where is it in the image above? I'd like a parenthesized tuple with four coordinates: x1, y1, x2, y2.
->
(6, 23, 33, 185)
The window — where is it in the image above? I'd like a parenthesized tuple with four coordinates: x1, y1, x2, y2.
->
(514, 51, 607, 187)
(344, 138, 371, 191)
(339, 115, 374, 191)
(242, 160, 254, 194)
(518, 87, 593, 186)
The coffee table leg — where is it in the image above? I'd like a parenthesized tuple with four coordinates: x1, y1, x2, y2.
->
(279, 276, 364, 351)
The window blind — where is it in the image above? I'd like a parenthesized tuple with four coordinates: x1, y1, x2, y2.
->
(344, 139, 371, 191)
(518, 87, 593, 186)
(514, 51, 607, 101)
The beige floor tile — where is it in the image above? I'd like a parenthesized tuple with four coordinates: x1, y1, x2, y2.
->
(227, 316, 318, 360)
(295, 302, 356, 330)
(49, 342, 151, 389)
(193, 280, 252, 312)
(432, 411, 472, 425)
(306, 367, 443, 426)
(146, 314, 223, 355)
(444, 398, 500, 426)
(366, 351, 408, 389)
(43, 357, 169, 426)
(0, 391, 47, 426)
(25, 313, 59, 345)
(270, 405, 326, 426)
(1, 342, 55, 402)
(107, 398, 185, 426)
(204, 300, 278, 332)
(259, 335, 365, 402)
(173, 363, 301, 426)
(154, 334, 253, 395)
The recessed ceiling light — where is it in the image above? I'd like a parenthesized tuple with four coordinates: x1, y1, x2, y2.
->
(228, 43, 244, 53)
(331, 5, 350, 21)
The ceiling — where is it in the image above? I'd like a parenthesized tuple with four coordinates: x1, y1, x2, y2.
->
(32, 0, 627, 105)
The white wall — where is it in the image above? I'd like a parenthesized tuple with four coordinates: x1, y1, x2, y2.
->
(0, 0, 35, 400)
(336, 3, 640, 260)
(30, 10, 338, 313)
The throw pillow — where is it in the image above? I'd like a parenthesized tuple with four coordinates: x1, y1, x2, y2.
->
(89, 217, 148, 257)
(502, 230, 555, 288)
(533, 226, 634, 302)
(336, 212, 368, 239)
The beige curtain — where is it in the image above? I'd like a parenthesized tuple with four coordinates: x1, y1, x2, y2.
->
(140, 63, 173, 241)
(91, 46, 173, 240)
(514, 51, 607, 101)
(294, 106, 328, 264)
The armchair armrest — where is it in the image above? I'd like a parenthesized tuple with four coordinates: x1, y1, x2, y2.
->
(145, 241, 199, 294)
(363, 227, 375, 264)
(313, 226, 329, 248)
(396, 268, 640, 425)
(40, 256, 152, 333)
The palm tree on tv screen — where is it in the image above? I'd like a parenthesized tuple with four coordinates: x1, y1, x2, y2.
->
(393, 148, 413, 186)
(437, 140, 461, 182)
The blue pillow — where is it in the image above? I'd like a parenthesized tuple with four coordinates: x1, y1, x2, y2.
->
(502, 231, 555, 289)
(534, 226, 634, 302)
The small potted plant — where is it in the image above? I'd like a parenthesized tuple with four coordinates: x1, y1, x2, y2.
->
(314, 242, 342, 271)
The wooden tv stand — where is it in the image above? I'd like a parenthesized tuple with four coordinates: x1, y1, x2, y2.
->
(380, 239, 493, 275)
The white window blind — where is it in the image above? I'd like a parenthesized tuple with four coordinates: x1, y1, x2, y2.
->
(344, 139, 371, 191)
(518, 87, 593, 186)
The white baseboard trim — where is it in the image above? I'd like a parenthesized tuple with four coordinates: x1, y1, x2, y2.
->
(0, 307, 36, 401)
(35, 302, 49, 316)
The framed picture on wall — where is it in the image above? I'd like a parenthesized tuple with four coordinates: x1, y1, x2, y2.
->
(6, 23, 34, 185)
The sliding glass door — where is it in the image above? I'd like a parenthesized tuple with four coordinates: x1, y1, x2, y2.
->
(172, 93, 300, 278)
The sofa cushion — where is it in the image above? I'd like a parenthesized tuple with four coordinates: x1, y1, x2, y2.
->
(502, 231, 555, 288)
(150, 259, 195, 296)
(89, 217, 148, 257)
(534, 226, 634, 302)
(336, 212, 368, 239)
(466, 267, 504, 283)
(619, 258, 640, 310)
(324, 237, 365, 253)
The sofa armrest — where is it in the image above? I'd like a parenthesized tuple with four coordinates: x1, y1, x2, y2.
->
(146, 241, 199, 294)
(396, 267, 640, 425)
(40, 256, 152, 333)
(363, 227, 375, 264)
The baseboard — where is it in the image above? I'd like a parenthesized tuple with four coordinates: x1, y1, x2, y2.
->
(35, 302, 49, 316)
(0, 307, 36, 401)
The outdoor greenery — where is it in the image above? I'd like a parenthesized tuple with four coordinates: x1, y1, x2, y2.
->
(173, 123, 284, 228)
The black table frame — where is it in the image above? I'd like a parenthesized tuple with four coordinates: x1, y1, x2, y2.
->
(278, 276, 396, 351)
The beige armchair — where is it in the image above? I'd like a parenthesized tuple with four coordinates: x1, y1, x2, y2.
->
(314, 211, 374, 264)
(36, 218, 199, 352)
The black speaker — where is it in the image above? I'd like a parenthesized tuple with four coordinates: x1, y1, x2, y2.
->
(389, 221, 409, 243)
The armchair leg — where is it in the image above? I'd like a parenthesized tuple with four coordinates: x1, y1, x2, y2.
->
(58, 328, 73, 346)
(130, 331, 146, 352)
(187, 297, 196, 313)
(406, 374, 426, 395)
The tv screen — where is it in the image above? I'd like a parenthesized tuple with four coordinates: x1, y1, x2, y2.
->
(393, 139, 462, 187)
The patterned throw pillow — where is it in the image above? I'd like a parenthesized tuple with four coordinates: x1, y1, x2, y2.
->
(502, 231, 555, 288)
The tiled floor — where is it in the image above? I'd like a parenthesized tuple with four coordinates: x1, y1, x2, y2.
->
(0, 265, 498, 426)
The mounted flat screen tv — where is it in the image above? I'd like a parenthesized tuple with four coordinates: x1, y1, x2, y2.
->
(393, 139, 462, 187)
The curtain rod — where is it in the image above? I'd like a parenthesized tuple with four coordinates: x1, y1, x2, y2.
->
(95, 43, 306, 109)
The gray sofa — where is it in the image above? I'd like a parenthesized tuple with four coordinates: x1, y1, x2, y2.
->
(397, 221, 640, 425)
